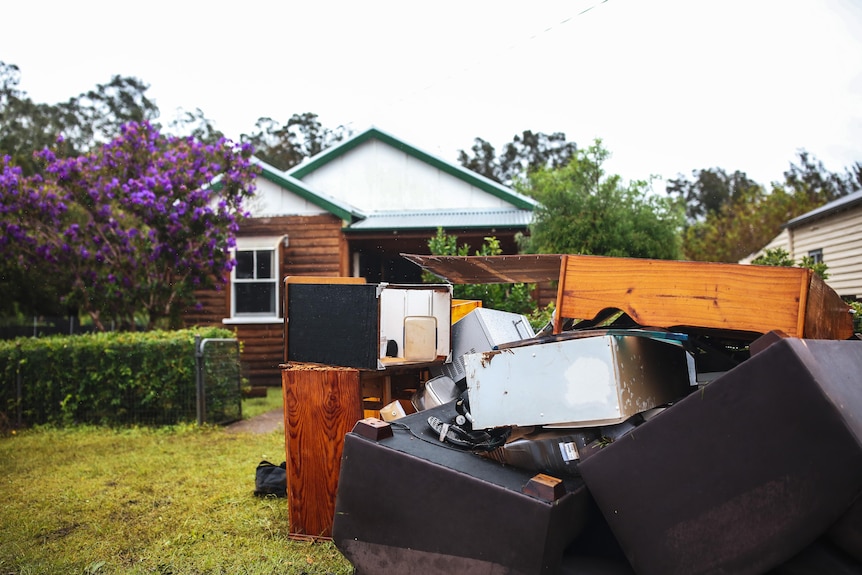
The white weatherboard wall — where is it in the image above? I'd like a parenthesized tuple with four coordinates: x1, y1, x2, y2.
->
(245, 176, 330, 218)
(742, 203, 862, 299)
(298, 139, 513, 211)
(789, 207, 862, 299)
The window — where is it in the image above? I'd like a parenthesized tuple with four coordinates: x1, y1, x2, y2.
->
(232, 248, 277, 317)
(808, 249, 824, 265)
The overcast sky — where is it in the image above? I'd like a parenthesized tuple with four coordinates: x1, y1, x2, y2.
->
(3, 0, 861, 189)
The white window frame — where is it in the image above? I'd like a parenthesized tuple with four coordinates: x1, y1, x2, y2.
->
(225, 236, 283, 324)
(808, 248, 824, 265)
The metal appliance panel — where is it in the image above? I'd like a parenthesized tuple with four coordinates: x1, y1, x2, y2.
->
(465, 334, 693, 429)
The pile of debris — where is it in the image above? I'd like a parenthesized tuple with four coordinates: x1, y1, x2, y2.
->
(331, 254, 862, 575)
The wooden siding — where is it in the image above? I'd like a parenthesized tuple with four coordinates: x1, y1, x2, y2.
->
(234, 323, 285, 387)
(789, 206, 862, 299)
(183, 287, 229, 327)
(536, 281, 557, 308)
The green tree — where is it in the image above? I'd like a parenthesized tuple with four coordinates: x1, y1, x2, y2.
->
(666, 168, 761, 223)
(241, 112, 351, 170)
(457, 130, 578, 186)
(166, 107, 225, 144)
(0, 62, 160, 177)
(517, 139, 684, 259)
(783, 150, 859, 205)
(424, 228, 537, 316)
(681, 182, 792, 262)
(680, 150, 859, 263)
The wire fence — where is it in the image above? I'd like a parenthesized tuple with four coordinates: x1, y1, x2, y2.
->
(195, 336, 243, 425)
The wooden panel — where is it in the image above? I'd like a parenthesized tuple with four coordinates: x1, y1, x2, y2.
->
(805, 273, 856, 339)
(282, 365, 363, 540)
(284, 217, 344, 275)
(555, 255, 853, 339)
(401, 254, 564, 284)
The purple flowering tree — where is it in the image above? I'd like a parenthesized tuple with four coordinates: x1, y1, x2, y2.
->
(0, 122, 258, 330)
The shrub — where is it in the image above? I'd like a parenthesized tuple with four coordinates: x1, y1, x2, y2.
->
(0, 327, 235, 426)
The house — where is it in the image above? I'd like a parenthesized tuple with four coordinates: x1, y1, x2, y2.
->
(742, 190, 862, 301)
(184, 127, 539, 387)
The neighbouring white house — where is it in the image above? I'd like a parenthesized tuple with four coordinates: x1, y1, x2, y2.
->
(742, 190, 862, 301)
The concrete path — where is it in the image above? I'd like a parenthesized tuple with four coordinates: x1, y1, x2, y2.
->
(225, 408, 284, 434)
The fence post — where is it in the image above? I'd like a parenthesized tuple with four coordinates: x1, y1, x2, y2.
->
(195, 338, 242, 426)
(15, 344, 22, 427)
(15, 366, 24, 427)
(195, 335, 205, 425)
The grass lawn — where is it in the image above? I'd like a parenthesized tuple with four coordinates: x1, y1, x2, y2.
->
(0, 421, 353, 574)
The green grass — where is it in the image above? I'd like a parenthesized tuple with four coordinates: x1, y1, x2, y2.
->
(241, 387, 283, 420)
(0, 425, 353, 574)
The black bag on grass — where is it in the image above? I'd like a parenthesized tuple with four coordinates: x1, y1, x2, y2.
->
(254, 460, 286, 497)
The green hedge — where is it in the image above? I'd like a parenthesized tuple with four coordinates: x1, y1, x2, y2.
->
(0, 327, 236, 427)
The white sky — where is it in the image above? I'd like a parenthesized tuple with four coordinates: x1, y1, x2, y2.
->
(3, 0, 862, 189)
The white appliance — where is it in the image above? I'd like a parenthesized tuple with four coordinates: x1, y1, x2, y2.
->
(432, 307, 535, 383)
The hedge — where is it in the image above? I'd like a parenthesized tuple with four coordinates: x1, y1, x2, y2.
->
(0, 327, 237, 427)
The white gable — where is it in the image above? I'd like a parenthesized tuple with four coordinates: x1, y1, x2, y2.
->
(297, 139, 514, 212)
(245, 174, 328, 218)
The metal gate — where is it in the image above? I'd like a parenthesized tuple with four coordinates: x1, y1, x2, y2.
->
(195, 336, 243, 425)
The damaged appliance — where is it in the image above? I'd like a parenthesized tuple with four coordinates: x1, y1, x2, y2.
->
(464, 330, 695, 429)
(430, 307, 536, 384)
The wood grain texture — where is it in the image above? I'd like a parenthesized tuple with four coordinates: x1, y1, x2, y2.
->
(555, 255, 852, 339)
(232, 324, 283, 386)
(805, 273, 855, 339)
(282, 365, 363, 539)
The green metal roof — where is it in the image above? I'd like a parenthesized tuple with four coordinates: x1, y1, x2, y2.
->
(345, 208, 533, 232)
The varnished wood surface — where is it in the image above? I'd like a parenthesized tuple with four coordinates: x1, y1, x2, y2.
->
(401, 253, 564, 284)
(555, 255, 852, 339)
(804, 273, 855, 339)
(282, 365, 363, 539)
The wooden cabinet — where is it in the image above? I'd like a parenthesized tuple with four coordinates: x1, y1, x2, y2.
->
(281, 363, 424, 540)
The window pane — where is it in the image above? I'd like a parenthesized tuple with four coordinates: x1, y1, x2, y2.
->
(256, 250, 274, 279)
(235, 251, 255, 279)
(235, 282, 276, 314)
